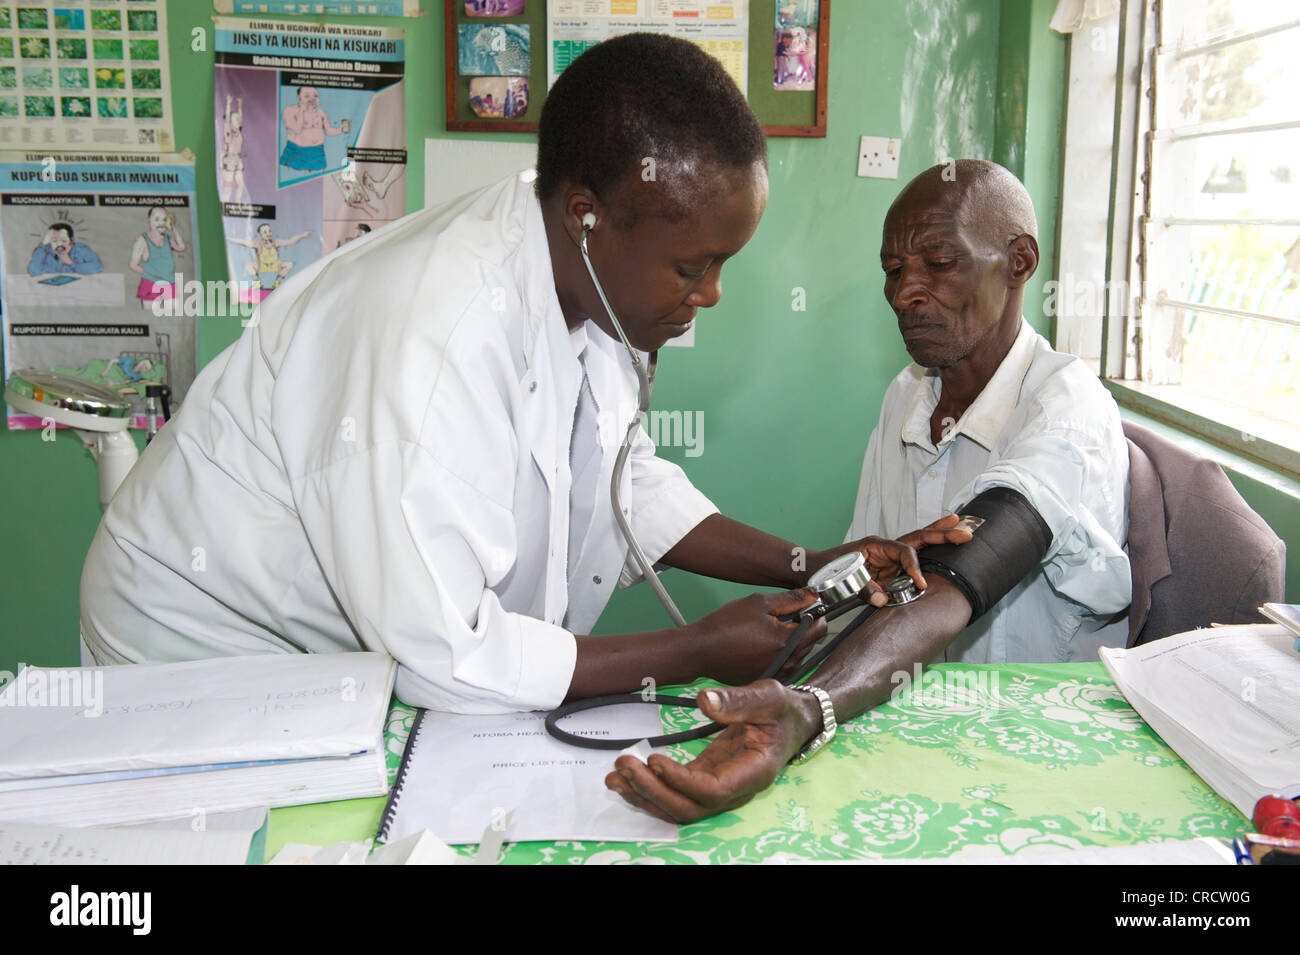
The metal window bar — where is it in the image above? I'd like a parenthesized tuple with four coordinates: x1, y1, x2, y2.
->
(1164, 16, 1300, 60)
(1149, 295, 1300, 330)
(1160, 118, 1300, 141)
(1152, 218, 1300, 228)
(1146, 262, 1300, 393)
(1134, 0, 1162, 380)
(1100, 0, 1147, 380)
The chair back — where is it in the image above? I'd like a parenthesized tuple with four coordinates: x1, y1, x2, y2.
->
(1123, 420, 1285, 645)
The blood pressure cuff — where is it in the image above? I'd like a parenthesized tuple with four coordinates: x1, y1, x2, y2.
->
(917, 486, 1052, 625)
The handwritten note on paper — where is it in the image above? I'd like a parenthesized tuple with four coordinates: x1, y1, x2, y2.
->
(0, 822, 257, 865)
(0, 652, 394, 780)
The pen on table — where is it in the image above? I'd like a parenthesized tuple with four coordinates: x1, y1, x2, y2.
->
(1232, 838, 1253, 865)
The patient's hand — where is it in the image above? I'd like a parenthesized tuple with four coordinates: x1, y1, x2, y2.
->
(605, 680, 819, 823)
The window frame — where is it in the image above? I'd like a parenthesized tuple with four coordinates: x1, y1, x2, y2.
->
(1057, 0, 1300, 480)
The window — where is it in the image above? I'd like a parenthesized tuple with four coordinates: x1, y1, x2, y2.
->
(1062, 0, 1300, 477)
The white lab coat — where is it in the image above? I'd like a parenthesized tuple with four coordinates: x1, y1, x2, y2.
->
(79, 170, 717, 712)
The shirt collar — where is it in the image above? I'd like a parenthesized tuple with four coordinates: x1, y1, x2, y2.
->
(899, 318, 1038, 452)
(569, 321, 589, 361)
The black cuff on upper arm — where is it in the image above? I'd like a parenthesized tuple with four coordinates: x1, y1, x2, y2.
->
(917, 486, 1052, 625)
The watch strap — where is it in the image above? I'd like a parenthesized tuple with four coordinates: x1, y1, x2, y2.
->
(790, 684, 836, 764)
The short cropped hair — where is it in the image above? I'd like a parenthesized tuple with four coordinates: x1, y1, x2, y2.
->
(535, 32, 765, 224)
(950, 159, 1037, 243)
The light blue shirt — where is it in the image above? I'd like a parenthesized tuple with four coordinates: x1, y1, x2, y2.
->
(846, 320, 1132, 663)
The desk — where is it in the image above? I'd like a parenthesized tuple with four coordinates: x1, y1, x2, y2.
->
(266, 663, 1249, 863)
(6, 272, 126, 307)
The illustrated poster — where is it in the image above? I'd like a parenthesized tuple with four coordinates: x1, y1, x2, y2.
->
(214, 0, 420, 15)
(0, 0, 174, 151)
(547, 0, 748, 95)
(214, 17, 405, 305)
(1, 151, 199, 428)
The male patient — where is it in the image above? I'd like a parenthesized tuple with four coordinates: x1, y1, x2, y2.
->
(849, 159, 1130, 663)
(607, 159, 1131, 822)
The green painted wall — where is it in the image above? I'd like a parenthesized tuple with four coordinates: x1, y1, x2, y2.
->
(1, 1, 1290, 672)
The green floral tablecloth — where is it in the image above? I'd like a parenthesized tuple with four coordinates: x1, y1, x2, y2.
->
(266, 662, 1249, 863)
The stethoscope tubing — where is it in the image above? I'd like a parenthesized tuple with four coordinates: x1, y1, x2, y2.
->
(580, 222, 688, 628)
(544, 595, 878, 751)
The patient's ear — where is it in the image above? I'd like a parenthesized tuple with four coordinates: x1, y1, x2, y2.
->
(1007, 234, 1039, 288)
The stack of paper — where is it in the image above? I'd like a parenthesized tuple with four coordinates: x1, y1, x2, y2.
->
(1100, 625, 1300, 819)
(1261, 603, 1300, 649)
(0, 652, 395, 827)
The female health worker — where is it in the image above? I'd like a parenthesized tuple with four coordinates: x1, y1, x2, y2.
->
(80, 35, 956, 714)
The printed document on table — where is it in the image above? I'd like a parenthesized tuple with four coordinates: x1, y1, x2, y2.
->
(1100, 625, 1300, 815)
(383, 702, 677, 845)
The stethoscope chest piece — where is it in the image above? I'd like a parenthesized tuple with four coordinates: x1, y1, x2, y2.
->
(884, 574, 924, 605)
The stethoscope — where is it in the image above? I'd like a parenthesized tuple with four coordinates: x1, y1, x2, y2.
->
(546, 549, 926, 749)
(576, 211, 687, 626)
(544, 217, 924, 749)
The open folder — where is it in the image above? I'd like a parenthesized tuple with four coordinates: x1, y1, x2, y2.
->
(0, 652, 395, 827)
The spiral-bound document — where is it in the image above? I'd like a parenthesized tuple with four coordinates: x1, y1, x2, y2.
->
(377, 703, 677, 846)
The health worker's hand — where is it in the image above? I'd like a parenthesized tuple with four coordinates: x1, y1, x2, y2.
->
(838, 513, 973, 606)
(606, 680, 818, 823)
(691, 590, 826, 685)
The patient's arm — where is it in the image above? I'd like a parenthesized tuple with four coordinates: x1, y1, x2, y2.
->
(606, 485, 1055, 822)
(604, 576, 972, 823)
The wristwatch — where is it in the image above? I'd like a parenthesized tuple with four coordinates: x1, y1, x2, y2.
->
(790, 685, 837, 764)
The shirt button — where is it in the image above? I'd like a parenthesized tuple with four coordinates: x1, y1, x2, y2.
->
(593, 575, 602, 585)
(928, 469, 937, 479)
(529, 382, 537, 393)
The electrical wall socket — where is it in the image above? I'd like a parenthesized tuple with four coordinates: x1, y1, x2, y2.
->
(857, 136, 900, 179)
